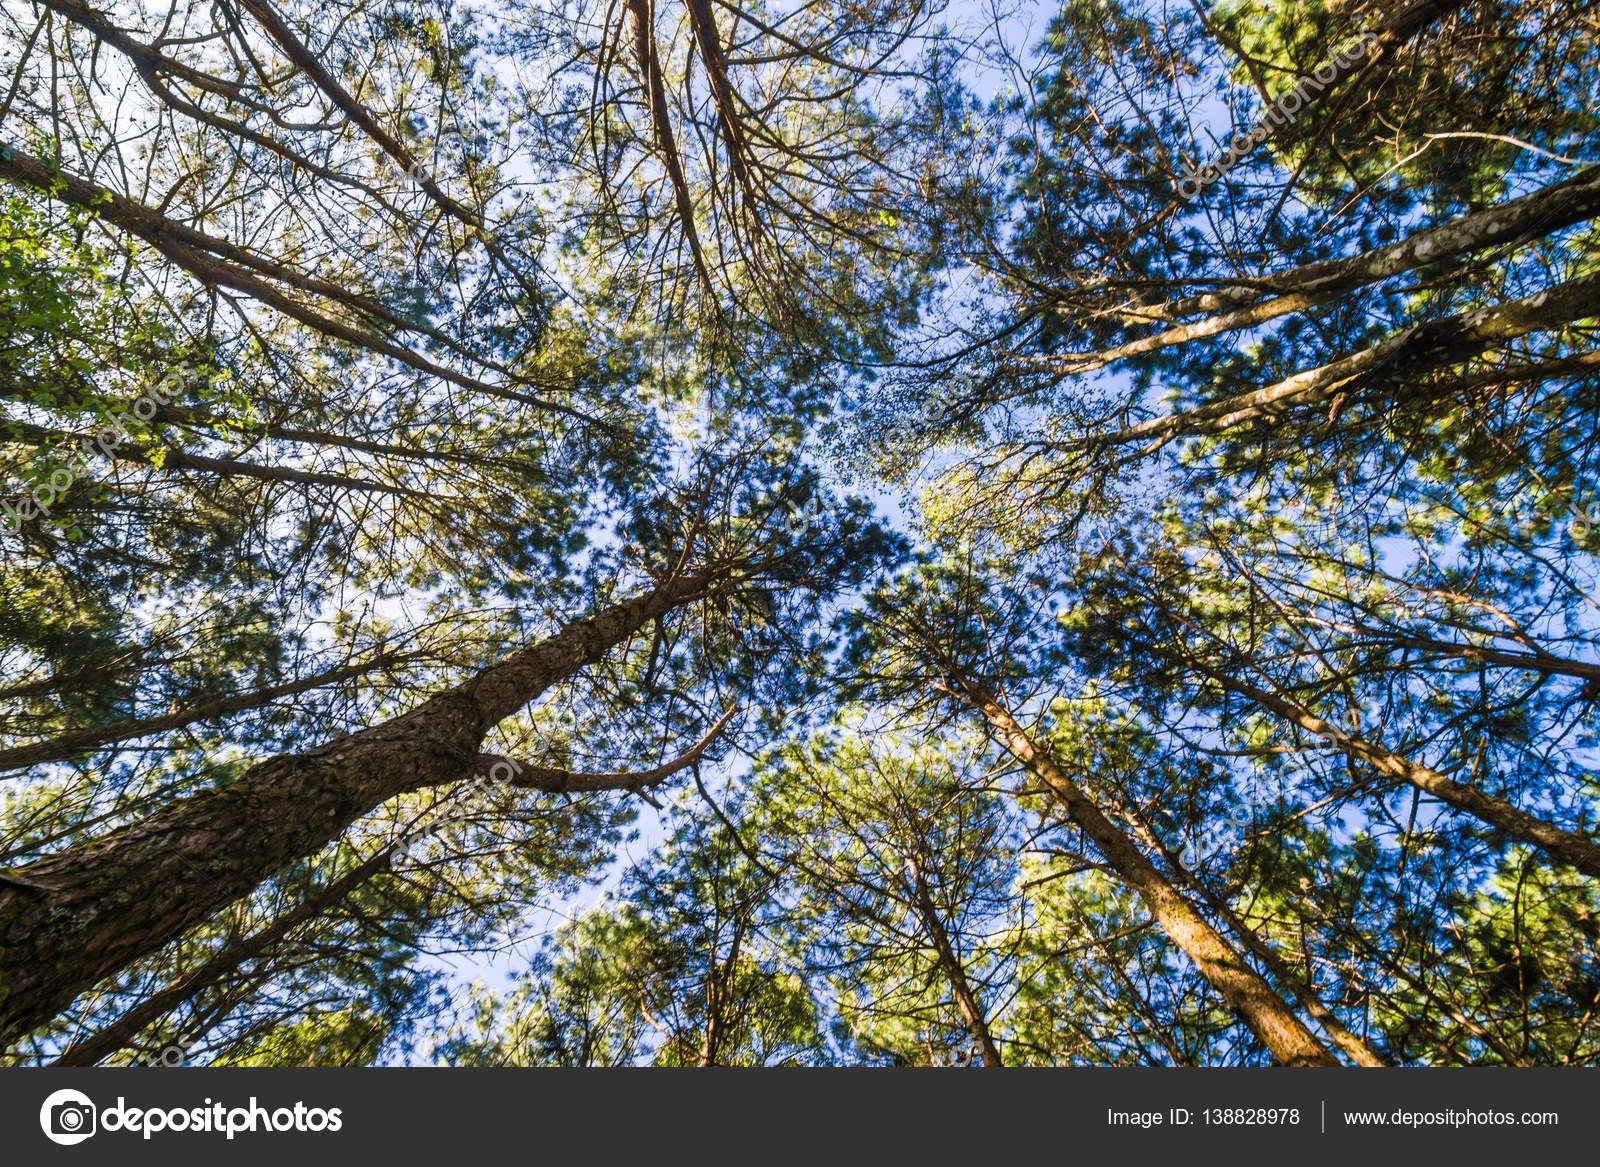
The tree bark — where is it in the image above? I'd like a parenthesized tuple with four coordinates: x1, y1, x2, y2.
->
(50, 846, 397, 1067)
(1034, 165, 1600, 373)
(952, 677, 1340, 1066)
(1125, 810, 1385, 1066)
(0, 651, 410, 776)
(0, 573, 717, 1046)
(1213, 671, 1600, 879)
(0, 145, 591, 423)
(1073, 269, 1600, 455)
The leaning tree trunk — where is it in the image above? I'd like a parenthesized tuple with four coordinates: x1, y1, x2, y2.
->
(50, 844, 397, 1067)
(953, 676, 1341, 1067)
(0, 572, 717, 1046)
(1127, 811, 1385, 1066)
(907, 860, 1004, 1066)
(1213, 671, 1600, 880)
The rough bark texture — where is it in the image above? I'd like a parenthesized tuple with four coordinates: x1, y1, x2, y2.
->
(1041, 165, 1600, 372)
(1080, 268, 1600, 453)
(50, 847, 397, 1067)
(0, 574, 714, 1046)
(1132, 816, 1386, 1066)
(958, 679, 1340, 1066)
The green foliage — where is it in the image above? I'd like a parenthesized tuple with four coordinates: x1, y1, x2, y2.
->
(3, 0, 1597, 1069)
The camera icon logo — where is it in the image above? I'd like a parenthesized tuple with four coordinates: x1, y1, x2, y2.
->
(39, 1088, 97, 1146)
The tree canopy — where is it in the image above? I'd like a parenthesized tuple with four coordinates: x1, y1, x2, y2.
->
(2, 0, 1597, 1067)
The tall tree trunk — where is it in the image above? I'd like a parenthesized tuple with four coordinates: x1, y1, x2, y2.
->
(0, 573, 717, 1046)
(1043, 165, 1600, 373)
(907, 861, 1003, 1066)
(1208, 669, 1600, 879)
(949, 676, 1341, 1066)
(1078, 269, 1600, 454)
(1123, 808, 1386, 1066)
(51, 846, 397, 1067)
